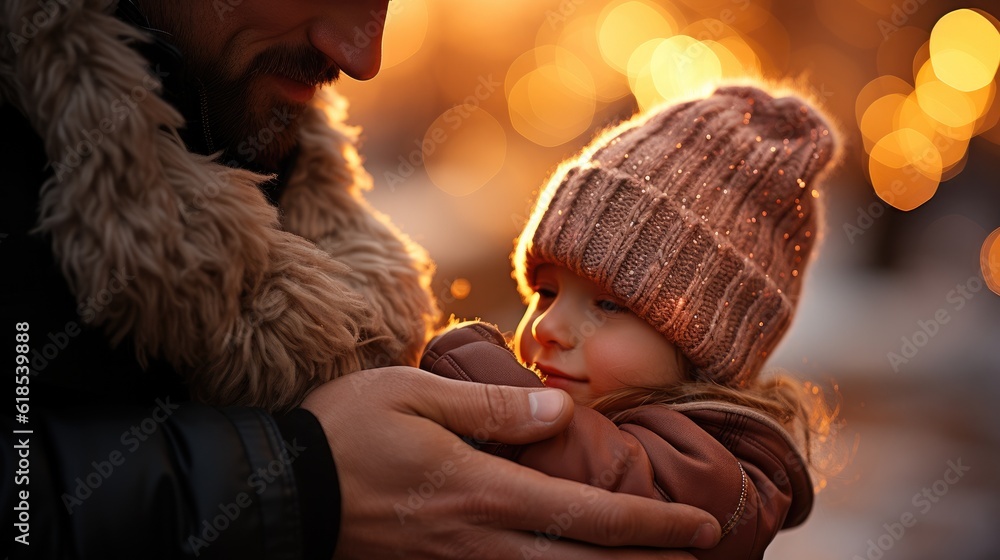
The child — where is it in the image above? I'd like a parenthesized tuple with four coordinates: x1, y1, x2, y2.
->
(420, 84, 840, 559)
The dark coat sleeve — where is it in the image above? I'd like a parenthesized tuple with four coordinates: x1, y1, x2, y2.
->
(421, 321, 803, 560)
(1, 404, 338, 560)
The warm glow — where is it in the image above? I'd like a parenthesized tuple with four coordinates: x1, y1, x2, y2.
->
(877, 26, 930, 80)
(627, 39, 666, 111)
(929, 9, 1000, 92)
(651, 36, 723, 102)
(717, 36, 762, 77)
(982, 227, 1000, 296)
(915, 60, 994, 129)
(975, 77, 1000, 136)
(450, 278, 472, 300)
(703, 40, 748, 78)
(508, 60, 596, 147)
(556, 13, 631, 102)
(856, 76, 912, 126)
(868, 129, 942, 211)
(423, 107, 507, 197)
(381, 0, 429, 69)
(598, 0, 678, 74)
(859, 92, 907, 151)
(895, 93, 970, 170)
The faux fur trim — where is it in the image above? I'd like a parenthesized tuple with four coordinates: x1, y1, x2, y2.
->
(1, 0, 438, 411)
(281, 90, 439, 368)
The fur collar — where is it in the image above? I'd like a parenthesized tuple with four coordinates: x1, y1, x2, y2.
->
(1, 0, 438, 410)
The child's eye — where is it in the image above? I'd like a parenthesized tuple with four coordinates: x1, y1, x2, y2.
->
(535, 287, 557, 300)
(597, 299, 628, 313)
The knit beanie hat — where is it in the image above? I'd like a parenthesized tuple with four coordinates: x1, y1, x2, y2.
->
(513, 85, 839, 387)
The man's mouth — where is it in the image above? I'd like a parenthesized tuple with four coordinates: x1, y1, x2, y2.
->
(270, 74, 318, 104)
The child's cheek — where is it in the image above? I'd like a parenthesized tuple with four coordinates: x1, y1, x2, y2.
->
(585, 337, 633, 385)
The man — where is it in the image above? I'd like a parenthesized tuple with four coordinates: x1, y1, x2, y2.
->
(0, 0, 721, 557)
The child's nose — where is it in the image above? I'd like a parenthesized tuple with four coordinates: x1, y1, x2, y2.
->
(531, 306, 577, 350)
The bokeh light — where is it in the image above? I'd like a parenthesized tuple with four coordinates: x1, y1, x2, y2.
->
(895, 94, 969, 171)
(450, 278, 472, 300)
(507, 51, 597, 146)
(598, 0, 679, 74)
(554, 13, 631, 102)
(626, 39, 665, 111)
(859, 92, 908, 151)
(423, 106, 507, 196)
(856, 76, 913, 126)
(982, 227, 1000, 296)
(855, 7, 1000, 214)
(381, 0, 429, 69)
(651, 36, 723, 101)
(868, 128, 942, 211)
(915, 59, 994, 129)
(929, 9, 1000, 92)
(716, 36, 762, 76)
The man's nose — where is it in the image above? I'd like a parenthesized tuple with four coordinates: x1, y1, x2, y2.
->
(306, 5, 386, 80)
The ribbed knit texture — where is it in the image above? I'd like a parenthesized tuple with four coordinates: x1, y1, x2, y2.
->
(514, 85, 838, 387)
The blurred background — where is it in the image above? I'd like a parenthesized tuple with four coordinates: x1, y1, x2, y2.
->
(333, 0, 1000, 557)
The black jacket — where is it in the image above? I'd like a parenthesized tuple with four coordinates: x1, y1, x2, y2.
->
(0, 7, 341, 559)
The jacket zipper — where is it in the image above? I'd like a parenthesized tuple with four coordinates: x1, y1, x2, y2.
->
(197, 82, 215, 153)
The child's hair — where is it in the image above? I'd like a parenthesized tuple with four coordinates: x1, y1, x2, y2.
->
(588, 366, 841, 471)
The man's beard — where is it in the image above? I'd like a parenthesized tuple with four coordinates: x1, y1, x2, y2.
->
(194, 45, 340, 173)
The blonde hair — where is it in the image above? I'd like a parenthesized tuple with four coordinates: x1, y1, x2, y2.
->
(588, 362, 842, 471)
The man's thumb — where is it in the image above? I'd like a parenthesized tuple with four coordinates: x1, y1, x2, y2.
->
(407, 375, 574, 444)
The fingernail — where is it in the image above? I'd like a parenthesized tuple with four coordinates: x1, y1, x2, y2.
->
(529, 390, 564, 423)
(688, 523, 719, 548)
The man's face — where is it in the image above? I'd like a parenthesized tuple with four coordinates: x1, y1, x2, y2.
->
(142, 0, 390, 170)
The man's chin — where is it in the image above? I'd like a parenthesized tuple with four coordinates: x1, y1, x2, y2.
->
(223, 105, 302, 172)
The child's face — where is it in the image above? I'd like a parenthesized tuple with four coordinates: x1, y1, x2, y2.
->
(515, 264, 685, 404)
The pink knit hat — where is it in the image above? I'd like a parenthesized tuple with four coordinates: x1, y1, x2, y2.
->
(513, 85, 839, 387)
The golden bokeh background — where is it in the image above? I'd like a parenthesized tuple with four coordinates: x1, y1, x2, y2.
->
(334, 1, 1000, 557)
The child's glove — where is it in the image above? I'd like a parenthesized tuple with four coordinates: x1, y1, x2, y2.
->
(419, 321, 544, 459)
(420, 321, 544, 388)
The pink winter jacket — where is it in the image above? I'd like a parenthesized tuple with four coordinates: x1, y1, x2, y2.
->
(420, 322, 814, 560)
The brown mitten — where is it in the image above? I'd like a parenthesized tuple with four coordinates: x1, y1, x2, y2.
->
(420, 321, 544, 388)
(420, 321, 544, 459)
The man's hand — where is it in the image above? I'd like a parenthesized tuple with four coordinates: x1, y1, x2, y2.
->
(302, 367, 721, 559)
